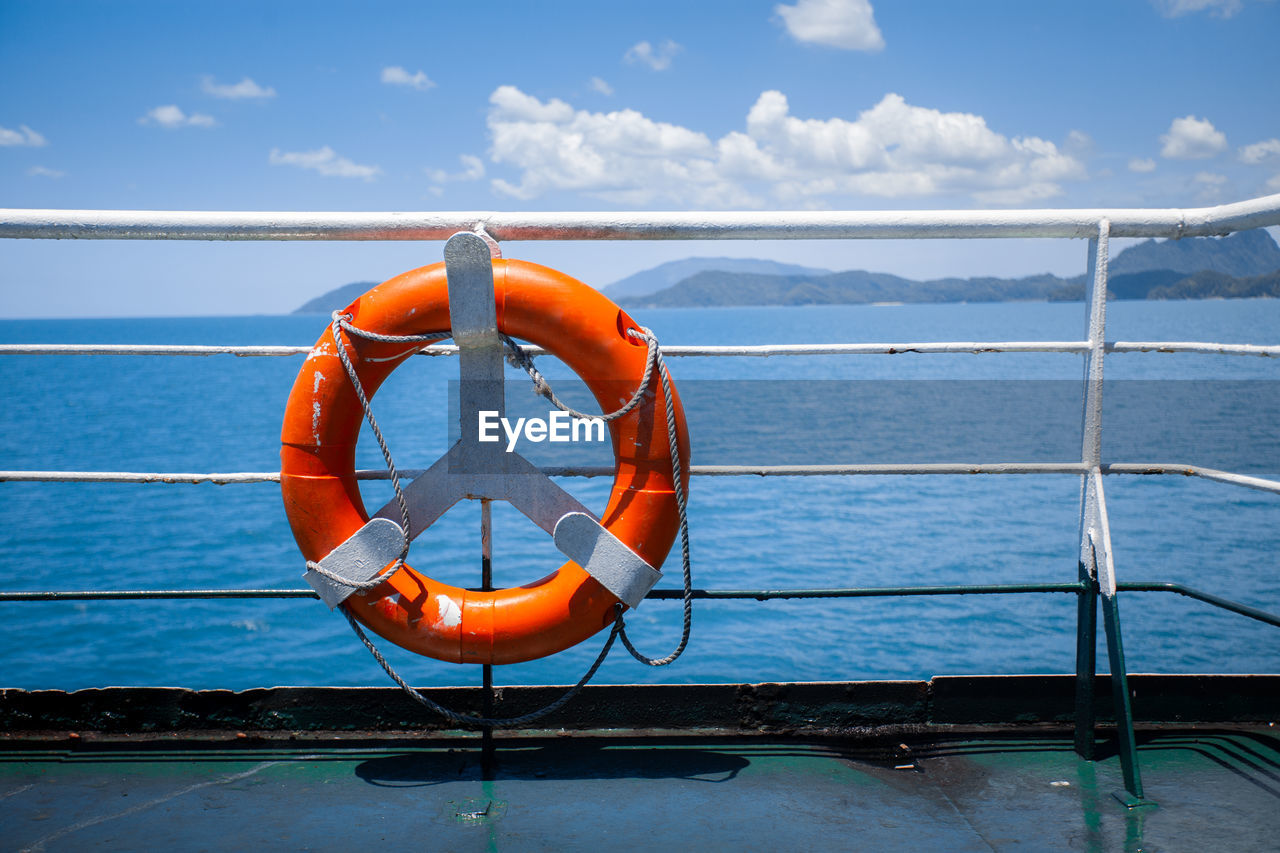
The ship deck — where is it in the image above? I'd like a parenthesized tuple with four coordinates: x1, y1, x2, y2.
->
(5, 201, 1280, 849)
(2, 678, 1277, 851)
(4, 726, 1277, 851)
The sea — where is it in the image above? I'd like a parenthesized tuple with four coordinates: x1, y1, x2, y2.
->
(1, 298, 1278, 691)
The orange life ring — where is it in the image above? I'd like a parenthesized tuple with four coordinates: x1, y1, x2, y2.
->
(280, 259, 689, 665)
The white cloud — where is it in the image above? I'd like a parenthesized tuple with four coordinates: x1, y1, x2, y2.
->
(201, 76, 276, 99)
(26, 165, 65, 178)
(623, 40, 682, 71)
(589, 76, 614, 96)
(486, 86, 1085, 207)
(1064, 130, 1093, 155)
(1160, 115, 1227, 159)
(775, 0, 884, 51)
(742, 91, 1084, 202)
(972, 183, 1066, 206)
(1128, 157, 1157, 173)
(1239, 138, 1280, 164)
(487, 85, 731, 204)
(269, 146, 380, 180)
(381, 66, 435, 91)
(140, 105, 216, 129)
(427, 154, 485, 183)
(1193, 171, 1229, 200)
(1267, 173, 1280, 191)
(0, 124, 47, 146)
(1152, 0, 1243, 17)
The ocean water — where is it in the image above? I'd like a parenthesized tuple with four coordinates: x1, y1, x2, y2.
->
(1, 298, 1277, 690)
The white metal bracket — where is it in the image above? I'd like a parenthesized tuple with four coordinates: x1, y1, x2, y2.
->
(308, 231, 661, 610)
(303, 518, 407, 609)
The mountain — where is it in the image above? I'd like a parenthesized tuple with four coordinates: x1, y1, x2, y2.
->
(293, 281, 379, 315)
(1101, 269, 1189, 299)
(1049, 229, 1280, 300)
(1148, 269, 1280, 300)
(1046, 269, 1191, 302)
(626, 269, 1074, 308)
(601, 257, 831, 300)
(293, 229, 1280, 312)
(1109, 228, 1280, 277)
(290, 258, 830, 313)
(625, 229, 1280, 307)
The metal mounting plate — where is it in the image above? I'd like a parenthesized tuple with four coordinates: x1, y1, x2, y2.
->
(303, 518, 406, 609)
(553, 512, 662, 608)
(340, 230, 661, 611)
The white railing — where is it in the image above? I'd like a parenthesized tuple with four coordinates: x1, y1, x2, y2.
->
(4, 198, 1280, 504)
(4, 197, 1280, 526)
(3, 194, 1279, 240)
(3, 340, 1279, 358)
(4, 195, 1280, 798)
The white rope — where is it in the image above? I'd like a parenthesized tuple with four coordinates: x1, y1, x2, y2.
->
(345, 607, 623, 727)
(504, 326, 694, 666)
(619, 331, 693, 666)
(301, 313, 448, 593)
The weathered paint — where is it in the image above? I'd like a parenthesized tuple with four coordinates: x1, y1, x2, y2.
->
(0, 676, 1274, 735)
(435, 594, 462, 629)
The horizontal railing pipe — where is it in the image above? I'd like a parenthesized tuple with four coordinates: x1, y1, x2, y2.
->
(0, 584, 1087, 602)
(0, 589, 320, 601)
(3, 582, 1275, 629)
(646, 583, 1089, 600)
(0, 344, 315, 357)
(0, 463, 1094, 484)
(4, 341, 1277, 359)
(5, 463, 1278, 491)
(1109, 342, 1280, 358)
(1101, 464, 1280, 495)
(1116, 582, 1280, 628)
(2, 194, 1279, 241)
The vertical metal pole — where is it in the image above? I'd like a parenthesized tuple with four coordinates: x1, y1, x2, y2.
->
(1074, 227, 1106, 759)
(480, 498, 495, 780)
(446, 232, 506, 454)
(1074, 571, 1098, 759)
(1090, 477, 1146, 804)
(1070, 222, 1148, 804)
(443, 231, 503, 779)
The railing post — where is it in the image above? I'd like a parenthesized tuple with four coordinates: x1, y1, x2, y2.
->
(1072, 222, 1150, 805)
(1074, 228, 1106, 760)
(480, 498, 496, 780)
(1074, 564, 1098, 759)
(1085, 481, 1146, 799)
(1088, 474, 1147, 805)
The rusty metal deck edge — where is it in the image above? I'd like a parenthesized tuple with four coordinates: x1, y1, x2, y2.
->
(1, 675, 1274, 739)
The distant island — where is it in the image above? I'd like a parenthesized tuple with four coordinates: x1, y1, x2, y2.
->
(621, 229, 1280, 308)
(293, 229, 1280, 313)
(293, 281, 380, 315)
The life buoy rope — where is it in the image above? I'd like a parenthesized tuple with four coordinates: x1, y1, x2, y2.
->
(281, 257, 691, 667)
(299, 316, 447, 596)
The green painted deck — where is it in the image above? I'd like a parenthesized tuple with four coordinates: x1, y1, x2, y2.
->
(1, 727, 1277, 851)
(2, 678, 1277, 851)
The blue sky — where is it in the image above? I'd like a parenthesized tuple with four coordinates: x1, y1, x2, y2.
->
(3, 0, 1279, 317)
